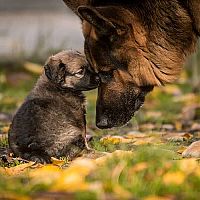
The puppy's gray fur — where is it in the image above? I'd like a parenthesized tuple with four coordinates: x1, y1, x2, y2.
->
(8, 50, 99, 163)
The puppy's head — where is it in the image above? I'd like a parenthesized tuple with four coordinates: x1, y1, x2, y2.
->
(44, 50, 99, 91)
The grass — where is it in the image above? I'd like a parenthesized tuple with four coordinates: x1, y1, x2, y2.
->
(0, 65, 200, 199)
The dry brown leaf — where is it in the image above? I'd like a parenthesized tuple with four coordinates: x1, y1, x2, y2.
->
(139, 123, 157, 131)
(3, 161, 35, 176)
(51, 157, 66, 166)
(177, 146, 187, 154)
(182, 141, 200, 158)
(163, 171, 185, 185)
(163, 132, 193, 142)
(1, 126, 10, 134)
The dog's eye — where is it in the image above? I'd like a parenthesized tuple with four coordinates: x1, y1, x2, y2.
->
(75, 68, 85, 78)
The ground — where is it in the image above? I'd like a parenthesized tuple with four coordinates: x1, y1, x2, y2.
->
(0, 64, 200, 200)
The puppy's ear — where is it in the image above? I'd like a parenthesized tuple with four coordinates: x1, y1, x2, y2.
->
(44, 58, 66, 84)
(44, 64, 53, 80)
(57, 60, 67, 83)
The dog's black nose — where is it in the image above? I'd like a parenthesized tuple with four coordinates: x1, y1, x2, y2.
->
(96, 116, 110, 129)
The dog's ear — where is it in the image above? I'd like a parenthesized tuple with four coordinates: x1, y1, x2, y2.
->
(78, 6, 127, 36)
(188, 0, 200, 35)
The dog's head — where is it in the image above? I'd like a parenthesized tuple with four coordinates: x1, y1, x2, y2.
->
(77, 5, 196, 128)
(44, 50, 99, 91)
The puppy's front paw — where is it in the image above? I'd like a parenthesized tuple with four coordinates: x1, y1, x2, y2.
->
(182, 141, 200, 158)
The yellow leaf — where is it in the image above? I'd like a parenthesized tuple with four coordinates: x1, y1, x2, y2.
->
(175, 121, 182, 131)
(179, 158, 199, 174)
(100, 135, 133, 145)
(177, 146, 187, 154)
(163, 171, 185, 185)
(182, 133, 193, 140)
(24, 62, 43, 74)
(1, 126, 10, 134)
(144, 195, 173, 200)
(52, 158, 95, 192)
(113, 184, 132, 199)
(0, 193, 31, 200)
(130, 162, 148, 173)
(51, 157, 65, 166)
(133, 137, 161, 145)
(30, 165, 62, 185)
(133, 140, 150, 145)
(4, 162, 35, 176)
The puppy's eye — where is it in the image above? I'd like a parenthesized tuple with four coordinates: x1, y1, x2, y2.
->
(75, 68, 85, 78)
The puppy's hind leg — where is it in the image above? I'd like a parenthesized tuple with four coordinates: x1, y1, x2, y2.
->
(23, 152, 51, 164)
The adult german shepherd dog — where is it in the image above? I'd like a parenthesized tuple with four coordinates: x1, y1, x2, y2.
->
(63, 0, 200, 129)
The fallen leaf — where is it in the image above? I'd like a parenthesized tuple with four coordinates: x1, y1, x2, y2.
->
(30, 165, 62, 185)
(112, 184, 132, 199)
(144, 195, 174, 200)
(129, 162, 148, 173)
(100, 135, 133, 145)
(139, 123, 157, 131)
(161, 124, 174, 131)
(51, 157, 66, 167)
(163, 132, 193, 142)
(3, 161, 35, 176)
(133, 137, 161, 146)
(125, 132, 149, 139)
(191, 123, 200, 131)
(52, 158, 96, 192)
(163, 171, 185, 185)
(24, 62, 43, 74)
(179, 158, 199, 174)
(177, 146, 187, 154)
(1, 126, 10, 134)
(182, 141, 200, 158)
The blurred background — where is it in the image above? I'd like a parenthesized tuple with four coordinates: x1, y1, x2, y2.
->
(0, 0, 200, 132)
(0, 0, 83, 62)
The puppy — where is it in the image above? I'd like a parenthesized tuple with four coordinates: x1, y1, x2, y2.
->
(8, 50, 99, 163)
